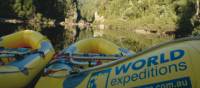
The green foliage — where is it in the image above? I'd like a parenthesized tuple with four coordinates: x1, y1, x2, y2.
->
(87, 0, 196, 51)
(13, 0, 35, 18)
(77, 0, 106, 21)
(1, 0, 200, 51)
(192, 28, 200, 36)
(64, 0, 74, 17)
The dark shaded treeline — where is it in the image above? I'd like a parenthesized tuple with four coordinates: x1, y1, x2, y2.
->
(0, 0, 69, 19)
(175, 0, 196, 38)
(0, 0, 80, 50)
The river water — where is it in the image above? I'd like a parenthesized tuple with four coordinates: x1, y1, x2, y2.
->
(0, 22, 94, 51)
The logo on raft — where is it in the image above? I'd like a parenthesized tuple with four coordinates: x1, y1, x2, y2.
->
(87, 49, 186, 88)
(115, 49, 185, 75)
(87, 68, 112, 88)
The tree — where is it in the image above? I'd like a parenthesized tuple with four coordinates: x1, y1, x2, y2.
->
(13, 0, 35, 19)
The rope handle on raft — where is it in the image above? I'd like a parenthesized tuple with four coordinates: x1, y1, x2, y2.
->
(69, 53, 123, 57)
(54, 53, 123, 61)
(56, 55, 119, 61)
(0, 47, 45, 75)
(52, 53, 124, 68)
(0, 48, 45, 60)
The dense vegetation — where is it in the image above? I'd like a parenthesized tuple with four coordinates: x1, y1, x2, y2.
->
(0, 0, 200, 51)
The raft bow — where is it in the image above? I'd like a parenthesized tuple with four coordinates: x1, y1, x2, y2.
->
(0, 30, 55, 88)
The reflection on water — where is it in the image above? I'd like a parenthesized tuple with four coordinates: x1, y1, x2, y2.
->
(76, 26, 94, 41)
(41, 26, 67, 50)
(0, 23, 18, 36)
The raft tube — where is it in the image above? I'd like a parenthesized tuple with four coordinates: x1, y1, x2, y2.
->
(35, 38, 134, 88)
(62, 36, 200, 88)
(63, 38, 134, 66)
(0, 30, 55, 88)
(63, 38, 134, 55)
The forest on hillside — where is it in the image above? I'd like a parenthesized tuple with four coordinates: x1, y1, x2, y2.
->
(1, 0, 200, 51)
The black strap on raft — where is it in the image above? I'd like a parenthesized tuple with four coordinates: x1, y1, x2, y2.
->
(23, 49, 45, 58)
